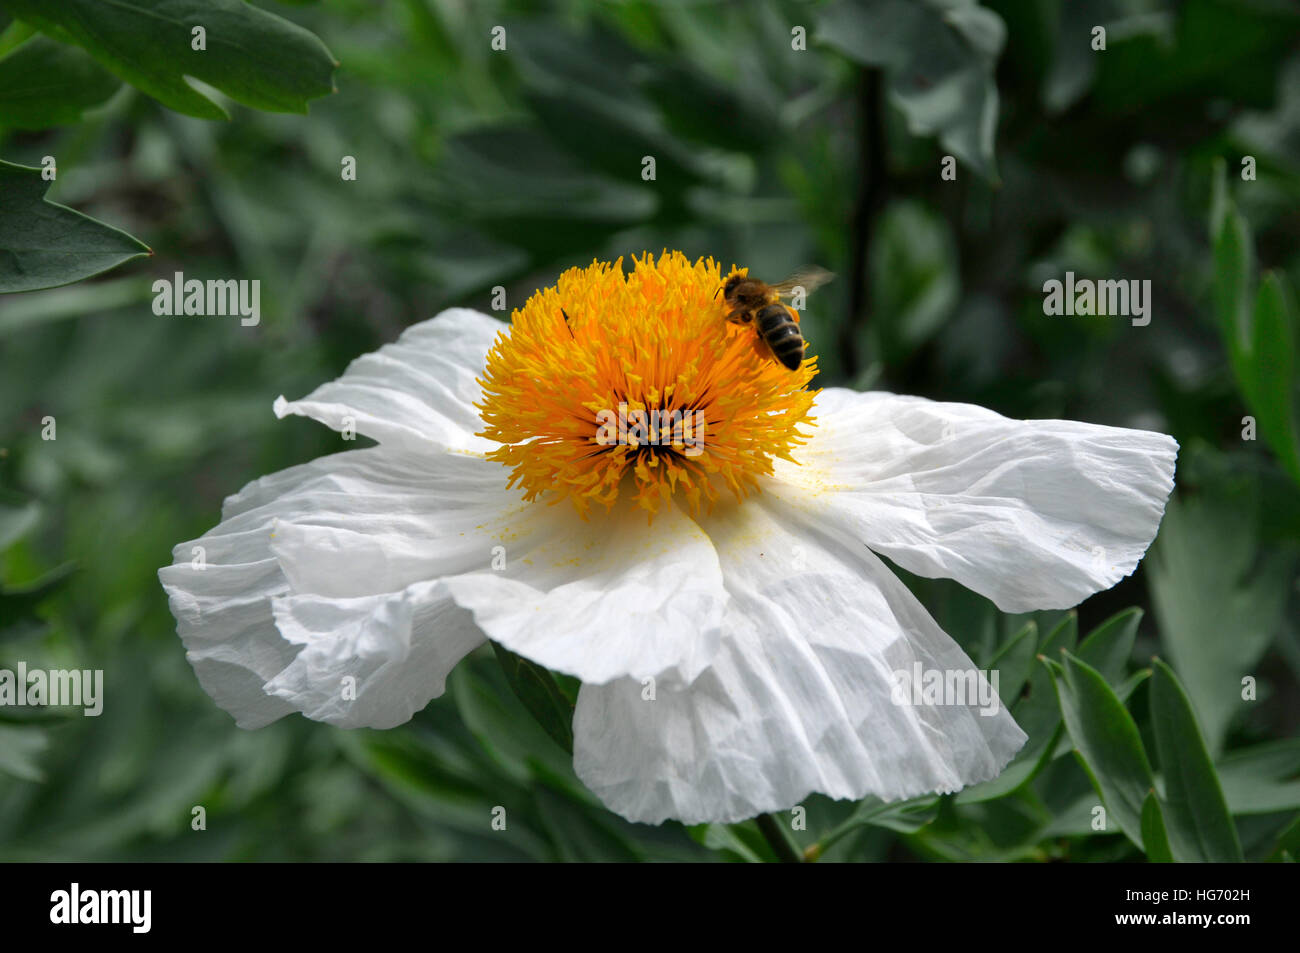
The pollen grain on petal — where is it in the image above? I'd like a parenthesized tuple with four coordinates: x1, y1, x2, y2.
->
(476, 251, 818, 520)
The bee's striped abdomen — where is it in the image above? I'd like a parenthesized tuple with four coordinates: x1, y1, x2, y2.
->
(756, 304, 805, 370)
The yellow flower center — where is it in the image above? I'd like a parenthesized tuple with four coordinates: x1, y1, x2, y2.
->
(476, 251, 818, 519)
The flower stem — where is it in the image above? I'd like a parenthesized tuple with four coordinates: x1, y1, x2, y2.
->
(755, 813, 802, 864)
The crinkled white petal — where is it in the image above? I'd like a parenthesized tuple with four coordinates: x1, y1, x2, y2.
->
(158, 448, 491, 729)
(442, 500, 729, 687)
(268, 580, 482, 729)
(573, 494, 1026, 825)
(273, 308, 503, 457)
(263, 449, 534, 599)
(771, 389, 1177, 613)
(158, 546, 299, 729)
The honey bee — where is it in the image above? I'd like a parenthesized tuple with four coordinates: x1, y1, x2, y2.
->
(718, 266, 834, 370)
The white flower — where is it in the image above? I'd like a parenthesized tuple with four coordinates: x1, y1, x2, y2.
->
(159, 253, 1177, 826)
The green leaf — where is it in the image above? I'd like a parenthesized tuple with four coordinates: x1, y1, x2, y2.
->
(909, 791, 1047, 861)
(489, 641, 574, 755)
(1208, 156, 1229, 240)
(0, 0, 337, 120)
(1050, 668, 1151, 759)
(1206, 171, 1300, 487)
(865, 796, 941, 834)
(988, 620, 1037, 705)
(688, 821, 768, 863)
(450, 661, 576, 790)
(1148, 488, 1296, 753)
(0, 723, 46, 781)
(534, 788, 643, 863)
(0, 18, 36, 59)
(957, 726, 1061, 805)
(0, 498, 40, 551)
(1047, 652, 1155, 849)
(0, 160, 151, 293)
(1041, 0, 1103, 113)
(816, 794, 941, 851)
(1149, 659, 1243, 862)
(0, 561, 77, 620)
(1216, 740, 1300, 815)
(1040, 612, 1079, 656)
(816, 0, 1004, 180)
(1266, 814, 1300, 862)
(956, 618, 1071, 804)
(0, 276, 150, 335)
(1141, 791, 1174, 863)
(1114, 668, 1152, 705)
(1077, 607, 1142, 687)
(0, 34, 121, 129)
(1249, 274, 1300, 485)
(1213, 207, 1254, 371)
(340, 731, 554, 861)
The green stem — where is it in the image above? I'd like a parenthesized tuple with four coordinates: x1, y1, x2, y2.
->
(755, 813, 803, 864)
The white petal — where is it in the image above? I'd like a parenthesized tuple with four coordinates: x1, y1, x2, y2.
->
(268, 580, 482, 729)
(273, 308, 503, 456)
(158, 448, 489, 728)
(772, 389, 1177, 612)
(573, 495, 1026, 825)
(442, 500, 729, 688)
(263, 449, 532, 599)
(158, 547, 298, 729)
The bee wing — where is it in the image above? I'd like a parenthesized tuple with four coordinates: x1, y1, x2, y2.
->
(771, 265, 835, 298)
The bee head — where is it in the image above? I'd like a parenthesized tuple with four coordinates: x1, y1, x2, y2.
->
(719, 273, 745, 301)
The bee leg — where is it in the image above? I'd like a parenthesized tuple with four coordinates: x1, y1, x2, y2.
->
(724, 308, 752, 325)
(560, 308, 575, 338)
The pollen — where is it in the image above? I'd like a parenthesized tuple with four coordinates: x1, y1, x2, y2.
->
(476, 251, 819, 520)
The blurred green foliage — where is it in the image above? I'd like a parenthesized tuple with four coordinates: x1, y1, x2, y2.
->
(1, 0, 1298, 862)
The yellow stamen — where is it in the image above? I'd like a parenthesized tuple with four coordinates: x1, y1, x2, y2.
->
(476, 251, 819, 519)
